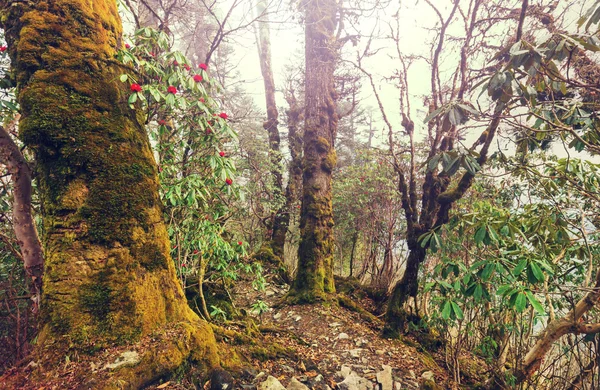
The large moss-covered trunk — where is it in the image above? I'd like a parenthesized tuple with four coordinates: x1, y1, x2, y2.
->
(0, 0, 218, 382)
(288, 0, 338, 302)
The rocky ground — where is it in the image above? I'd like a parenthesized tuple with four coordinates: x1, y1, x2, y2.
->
(198, 274, 459, 390)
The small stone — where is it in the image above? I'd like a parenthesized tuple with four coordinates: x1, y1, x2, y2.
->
(104, 351, 140, 370)
(281, 364, 295, 373)
(255, 372, 267, 382)
(259, 376, 286, 390)
(337, 333, 350, 340)
(361, 358, 368, 365)
(337, 372, 372, 390)
(266, 289, 276, 297)
(314, 374, 323, 382)
(273, 312, 282, 320)
(376, 365, 393, 390)
(375, 350, 385, 355)
(295, 316, 302, 322)
(408, 370, 416, 379)
(394, 381, 402, 390)
(287, 377, 309, 390)
(349, 349, 362, 358)
(421, 371, 435, 382)
(336, 365, 352, 380)
(329, 322, 342, 327)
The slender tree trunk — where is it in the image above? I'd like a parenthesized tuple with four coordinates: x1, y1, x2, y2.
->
(255, 0, 286, 262)
(0, 121, 43, 309)
(288, 0, 338, 302)
(1, 0, 218, 385)
(349, 230, 358, 277)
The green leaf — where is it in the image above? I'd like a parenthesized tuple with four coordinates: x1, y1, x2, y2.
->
(441, 301, 452, 320)
(513, 259, 527, 276)
(481, 262, 496, 281)
(128, 92, 138, 104)
(451, 301, 464, 320)
(474, 226, 486, 244)
(515, 292, 527, 313)
(119, 74, 128, 83)
(530, 262, 545, 282)
(424, 106, 444, 123)
(525, 291, 545, 314)
(474, 284, 483, 301)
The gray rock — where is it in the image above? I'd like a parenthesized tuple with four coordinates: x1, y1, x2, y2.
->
(266, 289, 276, 297)
(349, 348, 363, 358)
(329, 322, 342, 327)
(420, 371, 435, 382)
(408, 370, 416, 379)
(337, 372, 372, 390)
(273, 312, 283, 320)
(337, 332, 350, 340)
(255, 372, 267, 382)
(376, 365, 393, 390)
(281, 364, 295, 373)
(336, 365, 353, 380)
(104, 351, 140, 370)
(259, 376, 286, 390)
(375, 350, 385, 355)
(314, 374, 324, 382)
(394, 381, 402, 390)
(294, 316, 302, 322)
(287, 377, 309, 390)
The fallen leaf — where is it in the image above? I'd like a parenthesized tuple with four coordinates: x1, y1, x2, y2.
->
(156, 382, 171, 389)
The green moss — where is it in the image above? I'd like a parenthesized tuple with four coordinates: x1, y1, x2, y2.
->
(80, 271, 112, 319)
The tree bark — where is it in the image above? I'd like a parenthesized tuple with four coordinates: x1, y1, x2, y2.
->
(255, 0, 286, 262)
(383, 245, 425, 337)
(288, 0, 338, 302)
(1, 0, 218, 385)
(516, 268, 600, 384)
(0, 121, 43, 309)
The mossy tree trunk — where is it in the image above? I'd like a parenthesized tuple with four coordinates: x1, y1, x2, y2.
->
(0, 0, 218, 384)
(288, 0, 338, 302)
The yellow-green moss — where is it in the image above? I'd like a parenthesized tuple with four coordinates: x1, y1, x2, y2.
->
(3, 2, 220, 379)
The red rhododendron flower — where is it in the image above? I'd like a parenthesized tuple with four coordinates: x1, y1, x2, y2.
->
(184, 64, 191, 71)
(0, 46, 6, 52)
(225, 178, 233, 185)
(219, 151, 225, 157)
(193, 250, 199, 254)
(173, 60, 178, 66)
(219, 112, 228, 119)
(193, 74, 203, 82)
(199, 63, 208, 70)
(237, 241, 243, 246)
(124, 43, 130, 49)
(150, 52, 156, 57)
(199, 97, 206, 103)
(130, 83, 142, 92)
(206, 128, 212, 135)
(158, 119, 166, 125)
(167, 86, 177, 94)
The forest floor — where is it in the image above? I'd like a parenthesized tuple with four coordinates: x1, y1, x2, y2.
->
(0, 271, 488, 390)
(195, 271, 488, 390)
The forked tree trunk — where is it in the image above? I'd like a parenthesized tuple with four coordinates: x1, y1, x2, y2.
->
(1, 0, 218, 385)
(288, 0, 338, 302)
